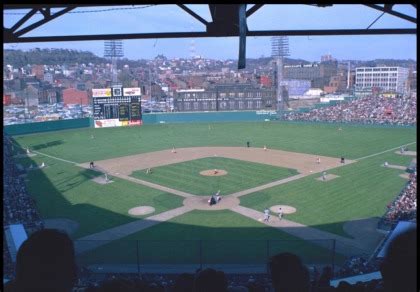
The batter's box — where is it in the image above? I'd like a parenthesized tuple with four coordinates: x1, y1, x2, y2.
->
(92, 176, 114, 185)
(316, 174, 340, 182)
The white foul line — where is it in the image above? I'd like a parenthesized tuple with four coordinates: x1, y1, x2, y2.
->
(355, 142, 417, 161)
(31, 150, 78, 165)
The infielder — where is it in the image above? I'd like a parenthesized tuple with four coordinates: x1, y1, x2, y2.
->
(264, 208, 270, 222)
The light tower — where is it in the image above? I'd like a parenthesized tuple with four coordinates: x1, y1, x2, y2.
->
(104, 40, 124, 86)
(271, 36, 290, 113)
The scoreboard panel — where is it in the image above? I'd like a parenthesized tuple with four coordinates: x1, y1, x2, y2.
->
(92, 87, 142, 128)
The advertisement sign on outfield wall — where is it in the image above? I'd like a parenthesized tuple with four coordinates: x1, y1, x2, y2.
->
(92, 88, 112, 97)
(123, 88, 141, 96)
(94, 119, 142, 128)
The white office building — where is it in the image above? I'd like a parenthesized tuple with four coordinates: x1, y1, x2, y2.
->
(355, 66, 409, 94)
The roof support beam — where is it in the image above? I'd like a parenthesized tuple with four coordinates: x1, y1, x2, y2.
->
(177, 4, 209, 26)
(246, 4, 264, 18)
(14, 7, 77, 37)
(9, 9, 38, 33)
(365, 4, 416, 24)
(4, 28, 416, 43)
(238, 4, 247, 69)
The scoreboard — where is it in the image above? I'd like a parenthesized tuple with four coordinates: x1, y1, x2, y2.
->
(92, 87, 142, 128)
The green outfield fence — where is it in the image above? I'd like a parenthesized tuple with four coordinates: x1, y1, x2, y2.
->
(4, 111, 278, 135)
(74, 239, 341, 274)
(4, 110, 415, 136)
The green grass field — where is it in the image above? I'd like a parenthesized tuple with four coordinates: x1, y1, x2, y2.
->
(131, 157, 298, 196)
(78, 210, 344, 266)
(19, 155, 183, 239)
(12, 121, 416, 266)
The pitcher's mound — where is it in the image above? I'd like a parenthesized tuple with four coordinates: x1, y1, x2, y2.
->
(270, 205, 297, 214)
(128, 206, 155, 216)
(316, 174, 340, 181)
(200, 169, 228, 176)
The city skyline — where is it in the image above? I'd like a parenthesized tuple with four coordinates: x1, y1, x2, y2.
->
(3, 4, 417, 62)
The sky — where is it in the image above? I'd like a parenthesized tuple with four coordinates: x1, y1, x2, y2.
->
(3, 4, 417, 62)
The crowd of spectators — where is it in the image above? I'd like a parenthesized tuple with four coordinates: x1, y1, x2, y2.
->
(384, 171, 417, 223)
(3, 134, 44, 279)
(284, 94, 417, 126)
(336, 256, 382, 279)
(6, 226, 417, 292)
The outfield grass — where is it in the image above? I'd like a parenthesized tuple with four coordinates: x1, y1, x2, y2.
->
(131, 157, 298, 196)
(10, 122, 416, 265)
(78, 210, 345, 266)
(19, 155, 183, 239)
(240, 150, 414, 238)
(13, 122, 416, 163)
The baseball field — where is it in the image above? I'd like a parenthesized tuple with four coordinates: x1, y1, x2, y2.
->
(11, 121, 416, 270)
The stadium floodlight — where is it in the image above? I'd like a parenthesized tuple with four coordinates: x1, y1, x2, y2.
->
(271, 36, 290, 114)
(104, 40, 124, 86)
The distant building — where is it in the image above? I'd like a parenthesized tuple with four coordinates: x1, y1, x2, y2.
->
(44, 72, 54, 84)
(31, 65, 44, 80)
(173, 83, 276, 112)
(259, 75, 272, 87)
(284, 63, 320, 80)
(283, 61, 337, 89)
(355, 66, 409, 94)
(280, 79, 311, 96)
(24, 85, 39, 107)
(62, 88, 89, 105)
(3, 94, 12, 106)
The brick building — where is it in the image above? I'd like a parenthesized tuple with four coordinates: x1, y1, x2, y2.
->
(62, 88, 89, 105)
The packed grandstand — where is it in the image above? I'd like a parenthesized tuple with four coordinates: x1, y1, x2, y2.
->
(283, 94, 417, 126)
(3, 93, 417, 291)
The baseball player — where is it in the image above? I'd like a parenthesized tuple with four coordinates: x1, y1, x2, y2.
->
(316, 157, 321, 164)
(322, 171, 327, 181)
(264, 208, 270, 222)
(278, 208, 283, 220)
(215, 190, 221, 202)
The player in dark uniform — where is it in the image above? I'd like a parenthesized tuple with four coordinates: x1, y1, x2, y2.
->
(89, 161, 95, 168)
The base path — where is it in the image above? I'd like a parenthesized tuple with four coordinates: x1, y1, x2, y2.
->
(78, 147, 352, 176)
(230, 174, 306, 198)
(230, 205, 380, 256)
(75, 206, 193, 254)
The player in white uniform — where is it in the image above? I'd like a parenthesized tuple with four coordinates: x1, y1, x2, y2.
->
(264, 208, 270, 222)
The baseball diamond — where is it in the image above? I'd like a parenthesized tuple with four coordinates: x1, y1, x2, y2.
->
(9, 121, 416, 272)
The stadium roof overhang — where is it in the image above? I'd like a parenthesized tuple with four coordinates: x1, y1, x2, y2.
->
(3, 4, 417, 69)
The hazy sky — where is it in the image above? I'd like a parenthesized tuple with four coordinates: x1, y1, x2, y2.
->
(3, 4, 417, 61)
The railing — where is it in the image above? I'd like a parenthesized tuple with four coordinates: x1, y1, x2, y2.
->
(74, 239, 338, 274)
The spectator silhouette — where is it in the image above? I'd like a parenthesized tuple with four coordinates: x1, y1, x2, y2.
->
(380, 227, 417, 292)
(5, 229, 77, 292)
(268, 252, 310, 292)
(194, 268, 228, 292)
(318, 266, 333, 288)
(173, 273, 194, 292)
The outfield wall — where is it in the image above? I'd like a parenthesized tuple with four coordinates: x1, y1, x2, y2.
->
(4, 111, 277, 135)
(4, 111, 415, 136)
(4, 118, 91, 136)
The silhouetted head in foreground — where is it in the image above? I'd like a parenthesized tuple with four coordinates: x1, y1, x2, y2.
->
(194, 268, 228, 292)
(269, 252, 310, 292)
(380, 227, 417, 292)
(14, 229, 77, 292)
